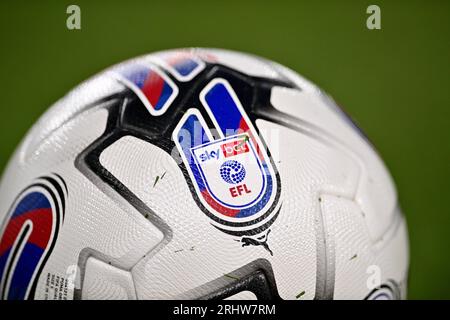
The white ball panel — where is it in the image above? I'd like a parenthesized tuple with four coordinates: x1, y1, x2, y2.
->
(256, 119, 362, 299)
(82, 257, 136, 300)
(270, 86, 397, 241)
(0, 109, 109, 231)
(322, 194, 409, 299)
(19, 75, 124, 164)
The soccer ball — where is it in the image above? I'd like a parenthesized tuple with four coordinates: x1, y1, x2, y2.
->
(0, 48, 408, 300)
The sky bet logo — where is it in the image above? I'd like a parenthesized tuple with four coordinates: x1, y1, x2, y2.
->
(221, 138, 250, 158)
(198, 138, 250, 162)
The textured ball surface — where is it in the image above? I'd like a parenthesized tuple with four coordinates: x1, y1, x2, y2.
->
(0, 48, 409, 300)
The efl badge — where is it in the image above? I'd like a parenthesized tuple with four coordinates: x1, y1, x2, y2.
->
(174, 78, 281, 245)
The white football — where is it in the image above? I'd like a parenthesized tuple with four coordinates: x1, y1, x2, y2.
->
(0, 48, 408, 300)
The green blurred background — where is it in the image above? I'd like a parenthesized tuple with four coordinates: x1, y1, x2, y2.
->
(0, 0, 448, 299)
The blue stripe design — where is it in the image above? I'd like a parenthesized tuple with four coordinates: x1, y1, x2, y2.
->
(155, 81, 173, 110)
(0, 248, 11, 287)
(173, 59, 199, 76)
(7, 243, 44, 300)
(12, 192, 51, 218)
(177, 113, 210, 192)
(204, 82, 243, 136)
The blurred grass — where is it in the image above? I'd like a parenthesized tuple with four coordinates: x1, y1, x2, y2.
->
(0, 0, 448, 299)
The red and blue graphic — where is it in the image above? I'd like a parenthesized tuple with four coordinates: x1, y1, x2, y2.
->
(0, 176, 65, 300)
(113, 63, 178, 116)
(174, 79, 279, 228)
(161, 52, 205, 82)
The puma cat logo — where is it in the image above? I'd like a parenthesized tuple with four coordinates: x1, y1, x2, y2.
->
(240, 229, 273, 256)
